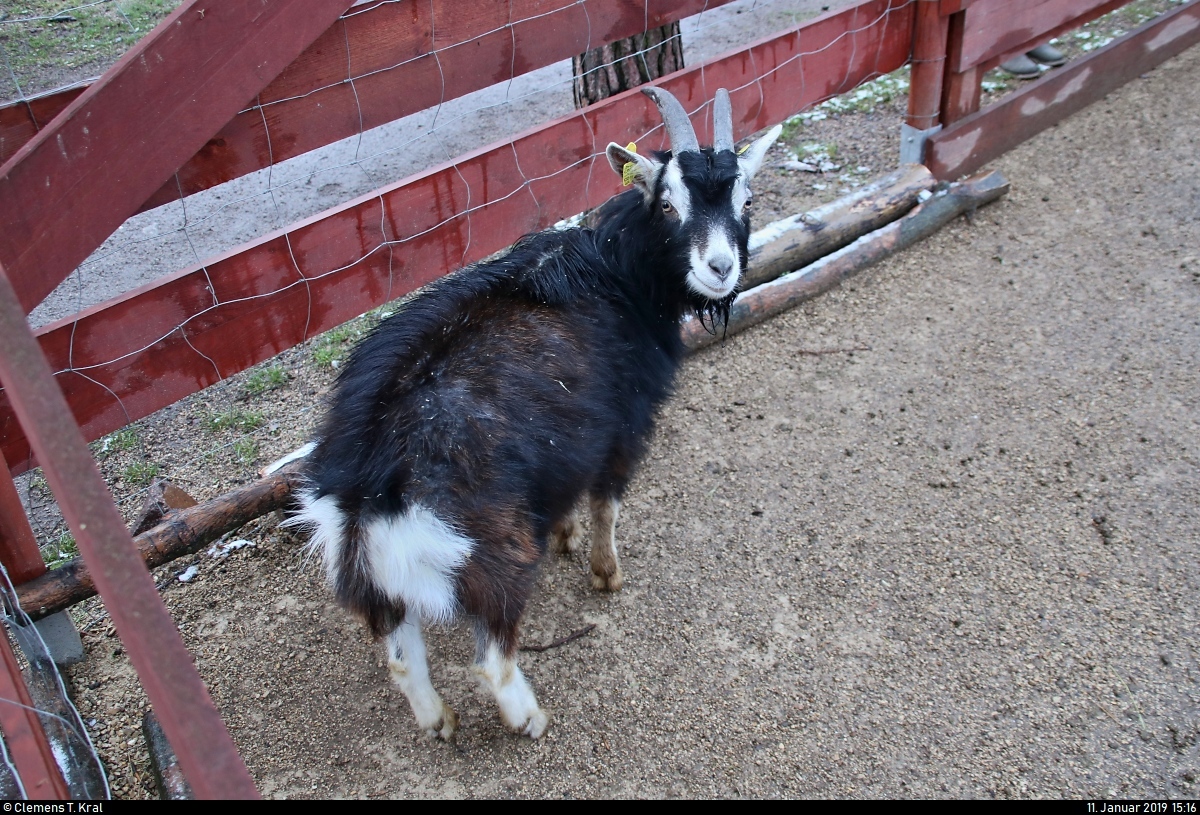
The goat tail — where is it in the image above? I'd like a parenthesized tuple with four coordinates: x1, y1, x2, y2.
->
(281, 486, 347, 590)
(284, 486, 474, 634)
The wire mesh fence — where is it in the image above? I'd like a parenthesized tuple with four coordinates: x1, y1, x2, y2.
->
(1, 0, 919, 551)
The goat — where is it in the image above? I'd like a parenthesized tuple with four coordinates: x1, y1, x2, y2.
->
(288, 87, 781, 741)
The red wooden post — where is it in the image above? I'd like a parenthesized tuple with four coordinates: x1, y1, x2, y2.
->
(902, 0, 951, 164)
(927, 0, 1200, 180)
(906, 0, 950, 130)
(0, 452, 45, 585)
(939, 10, 981, 125)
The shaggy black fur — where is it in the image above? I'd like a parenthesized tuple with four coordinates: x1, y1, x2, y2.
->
(304, 146, 752, 649)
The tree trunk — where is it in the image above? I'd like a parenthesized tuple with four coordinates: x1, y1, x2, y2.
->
(572, 23, 685, 108)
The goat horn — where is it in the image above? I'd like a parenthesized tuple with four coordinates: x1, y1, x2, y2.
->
(713, 88, 734, 153)
(642, 86, 700, 155)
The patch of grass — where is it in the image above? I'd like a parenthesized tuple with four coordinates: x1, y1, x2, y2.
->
(233, 438, 259, 465)
(121, 460, 160, 486)
(95, 427, 137, 458)
(242, 365, 289, 398)
(42, 530, 78, 568)
(311, 343, 343, 370)
(780, 115, 805, 144)
(801, 142, 839, 159)
(27, 472, 49, 494)
(311, 319, 370, 370)
(203, 409, 265, 433)
(1, 0, 180, 82)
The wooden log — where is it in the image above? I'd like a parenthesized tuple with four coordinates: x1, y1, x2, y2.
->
(16, 468, 304, 621)
(743, 164, 935, 290)
(130, 478, 200, 536)
(14, 167, 1005, 621)
(143, 710, 194, 800)
(572, 22, 685, 108)
(683, 169, 1009, 350)
(906, 0, 950, 130)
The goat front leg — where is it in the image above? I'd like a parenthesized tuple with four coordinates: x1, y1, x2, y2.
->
(387, 617, 458, 741)
(589, 493, 623, 592)
(472, 631, 550, 738)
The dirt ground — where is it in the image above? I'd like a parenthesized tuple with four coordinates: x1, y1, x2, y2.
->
(13, 3, 1200, 802)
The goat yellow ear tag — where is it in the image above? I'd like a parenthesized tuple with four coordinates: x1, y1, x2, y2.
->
(737, 143, 750, 155)
(621, 142, 639, 186)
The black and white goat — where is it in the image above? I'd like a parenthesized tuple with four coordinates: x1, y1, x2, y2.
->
(289, 87, 780, 740)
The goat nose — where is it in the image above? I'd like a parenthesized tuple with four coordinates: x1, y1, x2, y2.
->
(709, 257, 733, 281)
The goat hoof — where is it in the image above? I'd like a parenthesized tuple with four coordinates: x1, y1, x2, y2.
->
(590, 569, 623, 592)
(520, 708, 551, 739)
(550, 518, 583, 554)
(423, 706, 459, 742)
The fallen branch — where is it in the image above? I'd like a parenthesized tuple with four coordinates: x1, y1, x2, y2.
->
(519, 624, 597, 653)
(16, 168, 1008, 620)
(17, 467, 305, 620)
(745, 163, 935, 289)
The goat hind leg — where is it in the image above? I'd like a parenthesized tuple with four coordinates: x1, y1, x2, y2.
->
(589, 493, 623, 592)
(387, 617, 458, 741)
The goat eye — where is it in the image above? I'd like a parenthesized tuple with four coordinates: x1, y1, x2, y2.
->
(661, 199, 674, 214)
(744, 198, 753, 210)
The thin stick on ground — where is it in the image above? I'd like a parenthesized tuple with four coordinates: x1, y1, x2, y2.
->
(795, 345, 871, 356)
(519, 624, 597, 653)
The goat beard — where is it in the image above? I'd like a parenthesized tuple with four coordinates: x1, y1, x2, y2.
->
(693, 289, 737, 338)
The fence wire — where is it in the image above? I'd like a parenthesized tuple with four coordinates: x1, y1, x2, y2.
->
(0, 561, 110, 799)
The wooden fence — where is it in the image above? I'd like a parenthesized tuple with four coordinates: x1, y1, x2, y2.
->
(0, 0, 1196, 798)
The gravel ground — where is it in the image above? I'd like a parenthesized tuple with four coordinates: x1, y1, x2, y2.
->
(9, 0, 1200, 801)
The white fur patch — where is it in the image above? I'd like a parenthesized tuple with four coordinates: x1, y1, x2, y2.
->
(363, 504, 474, 624)
(731, 174, 752, 217)
(287, 493, 473, 624)
(661, 160, 691, 223)
(737, 123, 783, 180)
(687, 228, 740, 299)
(388, 619, 456, 738)
(261, 440, 317, 476)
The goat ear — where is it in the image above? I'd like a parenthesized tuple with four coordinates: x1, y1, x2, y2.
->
(606, 142, 662, 197)
(736, 124, 783, 181)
